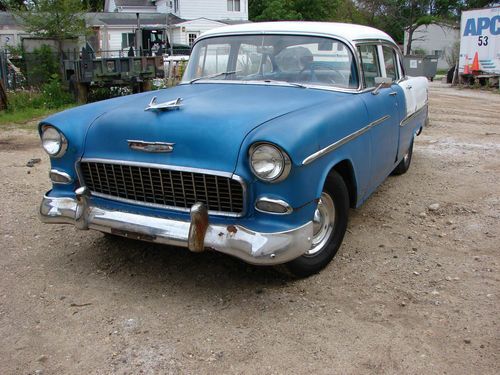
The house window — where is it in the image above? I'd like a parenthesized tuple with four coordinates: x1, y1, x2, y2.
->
(121, 33, 135, 49)
(188, 33, 198, 47)
(227, 0, 240, 11)
(433, 50, 443, 57)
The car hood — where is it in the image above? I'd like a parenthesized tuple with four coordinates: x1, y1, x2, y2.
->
(82, 83, 337, 172)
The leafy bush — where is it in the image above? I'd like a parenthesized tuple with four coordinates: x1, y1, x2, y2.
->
(87, 86, 132, 102)
(25, 45, 60, 86)
(4, 90, 45, 113)
(40, 74, 73, 108)
(2, 75, 73, 125)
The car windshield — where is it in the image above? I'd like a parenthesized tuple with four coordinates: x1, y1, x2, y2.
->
(182, 34, 358, 89)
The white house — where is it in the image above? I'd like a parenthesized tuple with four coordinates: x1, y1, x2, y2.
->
(403, 23, 460, 70)
(101, 0, 249, 52)
(0, 12, 29, 49)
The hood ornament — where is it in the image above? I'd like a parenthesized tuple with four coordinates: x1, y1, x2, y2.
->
(128, 140, 174, 153)
(145, 97, 183, 112)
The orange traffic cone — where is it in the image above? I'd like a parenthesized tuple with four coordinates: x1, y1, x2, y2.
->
(471, 52, 480, 72)
(463, 55, 470, 74)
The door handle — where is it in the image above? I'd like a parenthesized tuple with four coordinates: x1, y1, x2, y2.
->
(389, 92, 397, 96)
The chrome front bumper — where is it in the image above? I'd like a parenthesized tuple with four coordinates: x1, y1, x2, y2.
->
(39, 190, 313, 265)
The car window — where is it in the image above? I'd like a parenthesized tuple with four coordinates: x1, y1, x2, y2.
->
(236, 43, 272, 78)
(358, 44, 380, 88)
(183, 35, 358, 89)
(382, 46, 398, 81)
(192, 42, 230, 77)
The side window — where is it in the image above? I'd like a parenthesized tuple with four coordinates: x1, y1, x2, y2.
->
(358, 44, 380, 88)
(382, 46, 398, 81)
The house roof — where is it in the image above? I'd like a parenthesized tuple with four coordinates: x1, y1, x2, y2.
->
(114, 0, 155, 6)
(201, 21, 395, 45)
(0, 12, 22, 27)
(85, 12, 185, 27)
(218, 19, 253, 25)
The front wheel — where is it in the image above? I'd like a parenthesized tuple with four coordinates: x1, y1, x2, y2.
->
(284, 171, 349, 278)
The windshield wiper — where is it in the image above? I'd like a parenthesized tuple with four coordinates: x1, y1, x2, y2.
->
(262, 79, 307, 89)
(189, 70, 240, 84)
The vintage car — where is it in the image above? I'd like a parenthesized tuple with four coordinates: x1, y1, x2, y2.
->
(39, 22, 428, 277)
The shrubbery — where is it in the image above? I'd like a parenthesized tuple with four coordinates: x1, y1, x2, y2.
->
(5, 75, 72, 113)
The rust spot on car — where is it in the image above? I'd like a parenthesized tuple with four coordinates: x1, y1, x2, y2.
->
(227, 225, 238, 234)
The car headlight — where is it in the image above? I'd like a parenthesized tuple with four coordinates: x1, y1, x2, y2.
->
(41, 125, 67, 158)
(249, 143, 291, 182)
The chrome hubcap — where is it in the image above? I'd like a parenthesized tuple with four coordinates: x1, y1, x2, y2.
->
(306, 192, 335, 256)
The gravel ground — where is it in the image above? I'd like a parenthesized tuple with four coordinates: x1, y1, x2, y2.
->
(0, 83, 499, 374)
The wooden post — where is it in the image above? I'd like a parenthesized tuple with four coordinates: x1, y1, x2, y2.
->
(141, 80, 152, 92)
(0, 79, 8, 111)
(76, 82, 89, 104)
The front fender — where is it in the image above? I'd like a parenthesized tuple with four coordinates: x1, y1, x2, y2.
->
(38, 92, 155, 193)
(234, 92, 371, 216)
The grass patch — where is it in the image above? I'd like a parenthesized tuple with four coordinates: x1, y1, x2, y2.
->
(0, 105, 74, 127)
(1, 81, 75, 128)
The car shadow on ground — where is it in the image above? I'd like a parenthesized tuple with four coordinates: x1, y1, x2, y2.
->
(61, 231, 295, 293)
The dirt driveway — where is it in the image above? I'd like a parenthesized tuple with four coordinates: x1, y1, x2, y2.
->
(0, 83, 499, 374)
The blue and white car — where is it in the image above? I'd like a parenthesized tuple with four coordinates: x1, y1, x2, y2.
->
(39, 22, 429, 277)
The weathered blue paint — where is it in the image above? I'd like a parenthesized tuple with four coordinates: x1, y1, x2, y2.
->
(40, 80, 426, 234)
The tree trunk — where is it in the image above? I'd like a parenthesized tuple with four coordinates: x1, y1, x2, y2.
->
(406, 27, 415, 55)
(57, 39, 66, 80)
(0, 79, 8, 111)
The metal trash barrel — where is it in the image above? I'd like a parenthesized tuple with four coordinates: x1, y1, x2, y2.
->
(403, 55, 439, 81)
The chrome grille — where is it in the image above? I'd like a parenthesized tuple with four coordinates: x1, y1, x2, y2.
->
(79, 161, 245, 215)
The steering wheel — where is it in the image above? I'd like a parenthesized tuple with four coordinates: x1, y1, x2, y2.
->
(300, 63, 349, 85)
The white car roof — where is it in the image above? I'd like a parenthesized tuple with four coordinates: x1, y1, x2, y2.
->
(200, 21, 396, 45)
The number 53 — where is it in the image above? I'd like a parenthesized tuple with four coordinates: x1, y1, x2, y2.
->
(478, 36, 489, 46)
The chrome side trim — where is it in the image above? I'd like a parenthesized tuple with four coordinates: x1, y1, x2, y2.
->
(302, 115, 391, 165)
(75, 158, 247, 218)
(400, 103, 428, 127)
(255, 197, 293, 215)
(40, 193, 313, 266)
(49, 169, 73, 184)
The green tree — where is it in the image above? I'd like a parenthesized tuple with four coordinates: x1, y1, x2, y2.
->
(249, 0, 368, 23)
(82, 0, 104, 12)
(0, 0, 24, 11)
(9, 0, 87, 76)
(252, 0, 302, 21)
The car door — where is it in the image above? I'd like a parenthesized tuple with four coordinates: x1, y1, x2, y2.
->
(358, 43, 400, 187)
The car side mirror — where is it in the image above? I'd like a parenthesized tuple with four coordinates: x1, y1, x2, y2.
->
(372, 77, 392, 95)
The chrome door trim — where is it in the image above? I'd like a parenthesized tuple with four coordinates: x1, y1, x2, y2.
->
(302, 115, 391, 165)
(400, 103, 428, 127)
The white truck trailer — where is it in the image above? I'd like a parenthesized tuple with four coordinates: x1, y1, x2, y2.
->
(459, 7, 500, 74)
